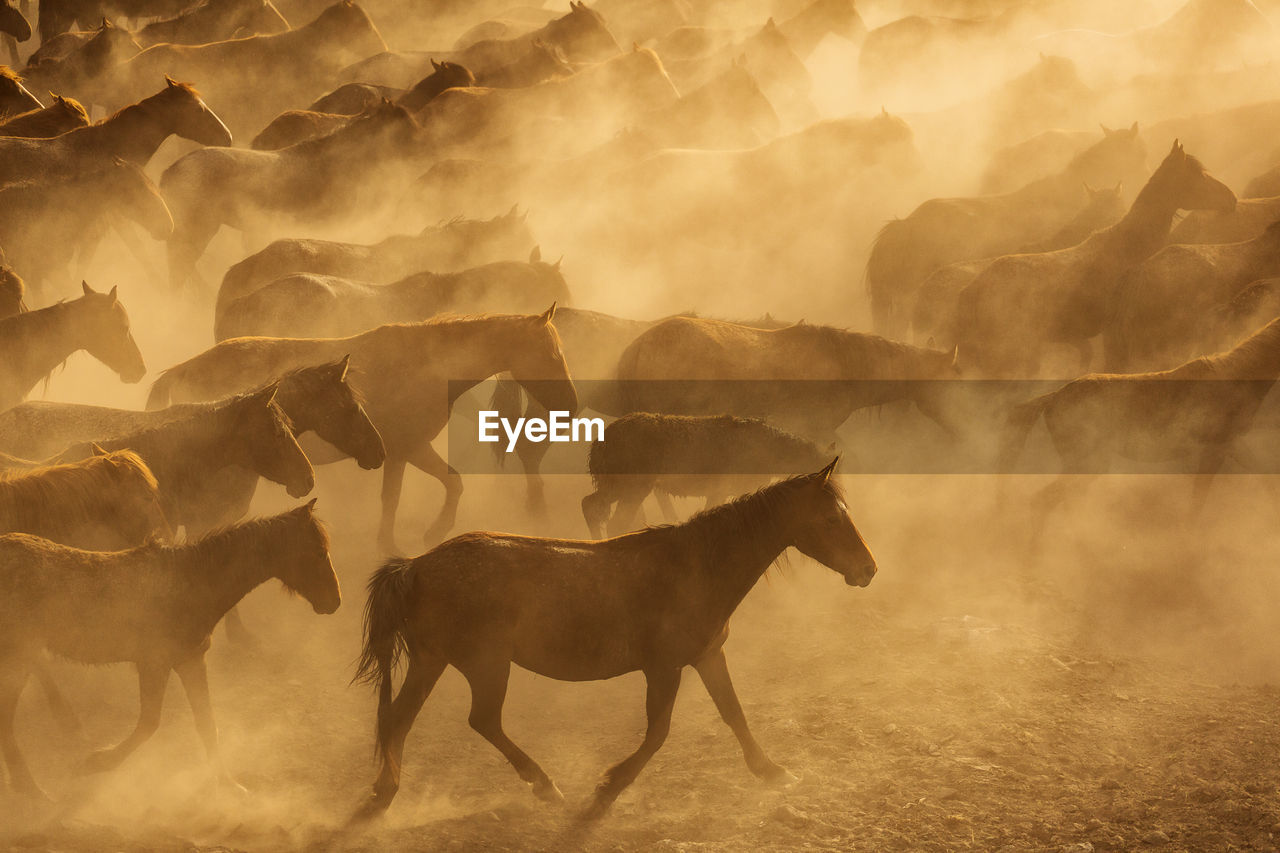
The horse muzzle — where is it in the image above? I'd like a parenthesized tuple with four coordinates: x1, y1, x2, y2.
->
(844, 564, 877, 588)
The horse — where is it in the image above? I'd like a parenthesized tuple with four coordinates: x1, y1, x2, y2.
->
(1169, 197, 1280, 245)
(0, 447, 167, 549)
(162, 100, 422, 293)
(954, 141, 1237, 378)
(978, 128, 1098, 195)
(0, 282, 144, 412)
(866, 123, 1148, 338)
(213, 208, 534, 337)
(0, 0, 29, 63)
(105, 0, 386, 135)
(0, 65, 40, 118)
(0, 93, 88, 137)
(307, 81, 401, 115)
(0, 156, 172, 301)
(475, 40, 571, 89)
(0, 79, 232, 185)
(340, 1, 620, 88)
(52, 383, 315, 531)
(135, 0, 290, 47)
(1105, 220, 1280, 372)
(218, 252, 571, 339)
(778, 0, 863, 56)
(0, 264, 25, 318)
(0, 501, 338, 800)
(353, 460, 876, 819)
(997, 317, 1280, 550)
(615, 316, 960, 441)
(252, 59, 473, 150)
(911, 183, 1128, 347)
(146, 309, 577, 551)
(1246, 163, 1280, 200)
(20, 18, 140, 105)
(581, 413, 831, 537)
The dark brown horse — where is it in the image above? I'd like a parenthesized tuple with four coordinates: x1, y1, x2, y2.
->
(354, 461, 875, 819)
(162, 100, 421, 292)
(0, 79, 232, 185)
(0, 157, 172, 300)
(217, 253, 571, 339)
(0, 93, 88, 137)
(0, 282, 144, 412)
(213, 207, 535, 338)
(146, 310, 577, 551)
(0, 502, 338, 799)
(582, 413, 831, 537)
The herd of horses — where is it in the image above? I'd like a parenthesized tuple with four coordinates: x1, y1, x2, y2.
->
(0, 0, 1279, 834)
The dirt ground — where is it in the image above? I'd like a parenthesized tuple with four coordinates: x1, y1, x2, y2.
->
(3, 469, 1280, 852)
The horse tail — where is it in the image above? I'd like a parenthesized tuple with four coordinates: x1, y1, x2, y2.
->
(487, 375, 524, 467)
(354, 557, 416, 760)
(145, 368, 179, 411)
(996, 393, 1052, 473)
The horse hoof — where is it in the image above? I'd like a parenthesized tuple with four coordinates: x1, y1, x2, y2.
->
(532, 778, 564, 804)
(762, 766, 799, 788)
(349, 795, 391, 825)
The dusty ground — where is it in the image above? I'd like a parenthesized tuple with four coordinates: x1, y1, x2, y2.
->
(3, 470, 1280, 852)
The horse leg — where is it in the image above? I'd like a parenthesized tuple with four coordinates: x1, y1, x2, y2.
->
(167, 221, 219, 294)
(33, 658, 81, 737)
(694, 646, 793, 784)
(377, 457, 407, 554)
(368, 652, 447, 810)
(175, 651, 243, 792)
(606, 485, 651, 537)
(1190, 445, 1228, 519)
(406, 442, 463, 548)
(0, 664, 47, 799)
(580, 485, 615, 539)
(80, 663, 169, 773)
(584, 666, 682, 820)
(516, 438, 549, 517)
(460, 656, 562, 803)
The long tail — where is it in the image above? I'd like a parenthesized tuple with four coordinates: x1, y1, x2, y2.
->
(487, 375, 524, 467)
(995, 393, 1053, 473)
(145, 367, 179, 410)
(354, 557, 416, 760)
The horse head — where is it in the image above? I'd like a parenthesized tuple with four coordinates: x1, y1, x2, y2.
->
(154, 77, 233, 146)
(787, 459, 878, 587)
(73, 281, 146, 384)
(276, 499, 340, 614)
(509, 304, 579, 416)
(286, 357, 386, 470)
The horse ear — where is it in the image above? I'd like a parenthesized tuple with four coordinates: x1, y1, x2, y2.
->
(538, 302, 557, 324)
(507, 203, 519, 218)
(90, 442, 109, 457)
(951, 345, 959, 370)
(553, 255, 563, 271)
(1114, 180, 1123, 193)
(336, 354, 351, 378)
(1099, 123, 1113, 137)
(107, 285, 118, 302)
(304, 497, 318, 510)
(431, 58, 440, 70)
(529, 245, 541, 263)
(165, 75, 178, 87)
(1170, 138, 1183, 155)
(1128, 121, 1139, 136)
(816, 457, 839, 483)
(81, 280, 95, 295)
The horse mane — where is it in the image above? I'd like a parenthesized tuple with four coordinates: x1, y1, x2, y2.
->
(1190, 316, 1280, 379)
(0, 65, 21, 82)
(0, 450, 157, 535)
(284, 101, 412, 156)
(99, 81, 201, 125)
(1130, 146, 1209, 208)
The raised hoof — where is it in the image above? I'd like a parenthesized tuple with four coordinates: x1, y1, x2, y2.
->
(531, 778, 564, 804)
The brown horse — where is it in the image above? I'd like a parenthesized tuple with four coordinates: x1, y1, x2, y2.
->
(135, 0, 290, 47)
(0, 502, 338, 799)
(866, 124, 1148, 337)
(582, 413, 831, 537)
(0, 65, 40, 117)
(20, 18, 140, 104)
(616, 316, 960, 440)
(354, 460, 875, 819)
(162, 100, 422, 293)
(0, 79, 232, 185)
(0, 0, 30, 56)
(954, 141, 1237, 378)
(1169, 196, 1280, 245)
(218, 253, 571, 339)
(1107, 220, 1280, 372)
(106, 0, 386, 135)
(147, 310, 577, 551)
(0, 93, 88, 137)
(0, 447, 168, 549)
(475, 40, 571, 88)
(213, 207, 534, 338)
(998, 317, 1280, 541)
(0, 282, 144, 412)
(640, 61, 780, 149)
(341, 1, 619, 88)
(0, 156, 172, 300)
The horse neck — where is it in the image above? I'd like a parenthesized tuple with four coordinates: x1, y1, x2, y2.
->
(271, 378, 319, 432)
(122, 403, 254, 482)
(680, 492, 795, 624)
(170, 521, 292, 633)
(67, 100, 171, 164)
(415, 319, 524, 383)
(0, 302, 84, 395)
(1099, 185, 1180, 265)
